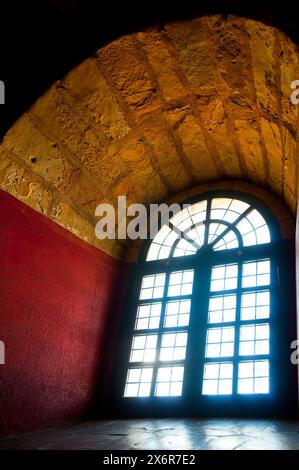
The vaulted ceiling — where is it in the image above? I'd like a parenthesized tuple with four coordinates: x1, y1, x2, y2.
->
(0, 15, 298, 260)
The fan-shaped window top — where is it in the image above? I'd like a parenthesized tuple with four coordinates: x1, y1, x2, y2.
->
(147, 198, 271, 261)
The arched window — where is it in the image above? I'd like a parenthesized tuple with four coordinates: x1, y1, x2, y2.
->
(114, 191, 296, 417)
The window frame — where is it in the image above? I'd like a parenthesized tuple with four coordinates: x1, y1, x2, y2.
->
(109, 190, 297, 418)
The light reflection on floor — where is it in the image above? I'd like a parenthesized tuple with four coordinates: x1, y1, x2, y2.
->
(0, 418, 298, 450)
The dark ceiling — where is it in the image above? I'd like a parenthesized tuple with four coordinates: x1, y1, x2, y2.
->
(0, 0, 298, 139)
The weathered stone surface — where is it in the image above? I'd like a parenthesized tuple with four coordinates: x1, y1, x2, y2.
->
(65, 172, 106, 220)
(0, 147, 10, 173)
(137, 30, 187, 103)
(246, 19, 279, 119)
(0, 15, 297, 260)
(176, 114, 218, 182)
(50, 199, 125, 258)
(3, 113, 79, 191)
(207, 16, 255, 108)
(260, 118, 283, 194)
(64, 58, 130, 142)
(93, 237, 125, 261)
(283, 185, 297, 215)
(198, 97, 242, 178)
(0, 150, 52, 215)
(111, 175, 141, 207)
(278, 37, 299, 132)
(164, 105, 190, 127)
(234, 119, 266, 184)
(86, 139, 128, 189)
(138, 112, 192, 191)
(166, 19, 216, 90)
(282, 125, 298, 210)
(50, 201, 95, 243)
(31, 84, 107, 153)
(99, 36, 159, 112)
(31, 85, 130, 193)
(115, 133, 168, 203)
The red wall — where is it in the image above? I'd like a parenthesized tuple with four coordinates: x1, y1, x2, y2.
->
(0, 190, 128, 435)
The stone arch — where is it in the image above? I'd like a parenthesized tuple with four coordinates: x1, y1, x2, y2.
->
(0, 15, 298, 260)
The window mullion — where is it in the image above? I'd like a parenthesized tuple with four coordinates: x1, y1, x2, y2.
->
(203, 198, 212, 246)
(232, 258, 243, 394)
(149, 272, 170, 397)
(194, 262, 211, 396)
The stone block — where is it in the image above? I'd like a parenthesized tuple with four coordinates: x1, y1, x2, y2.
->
(138, 112, 192, 191)
(166, 19, 216, 89)
(64, 57, 130, 141)
(234, 119, 265, 184)
(176, 114, 218, 182)
(4, 114, 79, 191)
(260, 118, 283, 194)
(0, 151, 53, 215)
(99, 36, 159, 111)
(137, 30, 187, 102)
(246, 20, 278, 119)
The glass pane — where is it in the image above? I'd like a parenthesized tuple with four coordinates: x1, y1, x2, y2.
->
(164, 299, 191, 328)
(202, 362, 233, 395)
(219, 363, 233, 379)
(239, 324, 270, 356)
(170, 201, 207, 231)
(256, 225, 271, 244)
(211, 264, 238, 292)
(202, 380, 218, 395)
(130, 334, 158, 363)
(160, 332, 188, 361)
(146, 225, 180, 261)
(135, 302, 162, 330)
(170, 381, 183, 396)
(213, 293, 238, 323)
(155, 366, 184, 397)
(236, 208, 270, 247)
(255, 377, 269, 393)
(168, 270, 194, 297)
(238, 362, 254, 378)
(124, 367, 153, 397)
(173, 238, 197, 258)
(241, 290, 270, 321)
(140, 273, 166, 300)
(213, 230, 239, 251)
(204, 363, 219, 379)
(187, 225, 205, 247)
(218, 379, 233, 394)
(206, 327, 235, 358)
(237, 360, 269, 394)
(242, 260, 270, 288)
(208, 223, 227, 244)
(238, 378, 254, 394)
(211, 198, 249, 224)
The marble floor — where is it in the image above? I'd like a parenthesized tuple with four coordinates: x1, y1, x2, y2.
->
(0, 418, 299, 450)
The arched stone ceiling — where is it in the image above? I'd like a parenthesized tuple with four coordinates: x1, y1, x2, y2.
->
(0, 15, 298, 260)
